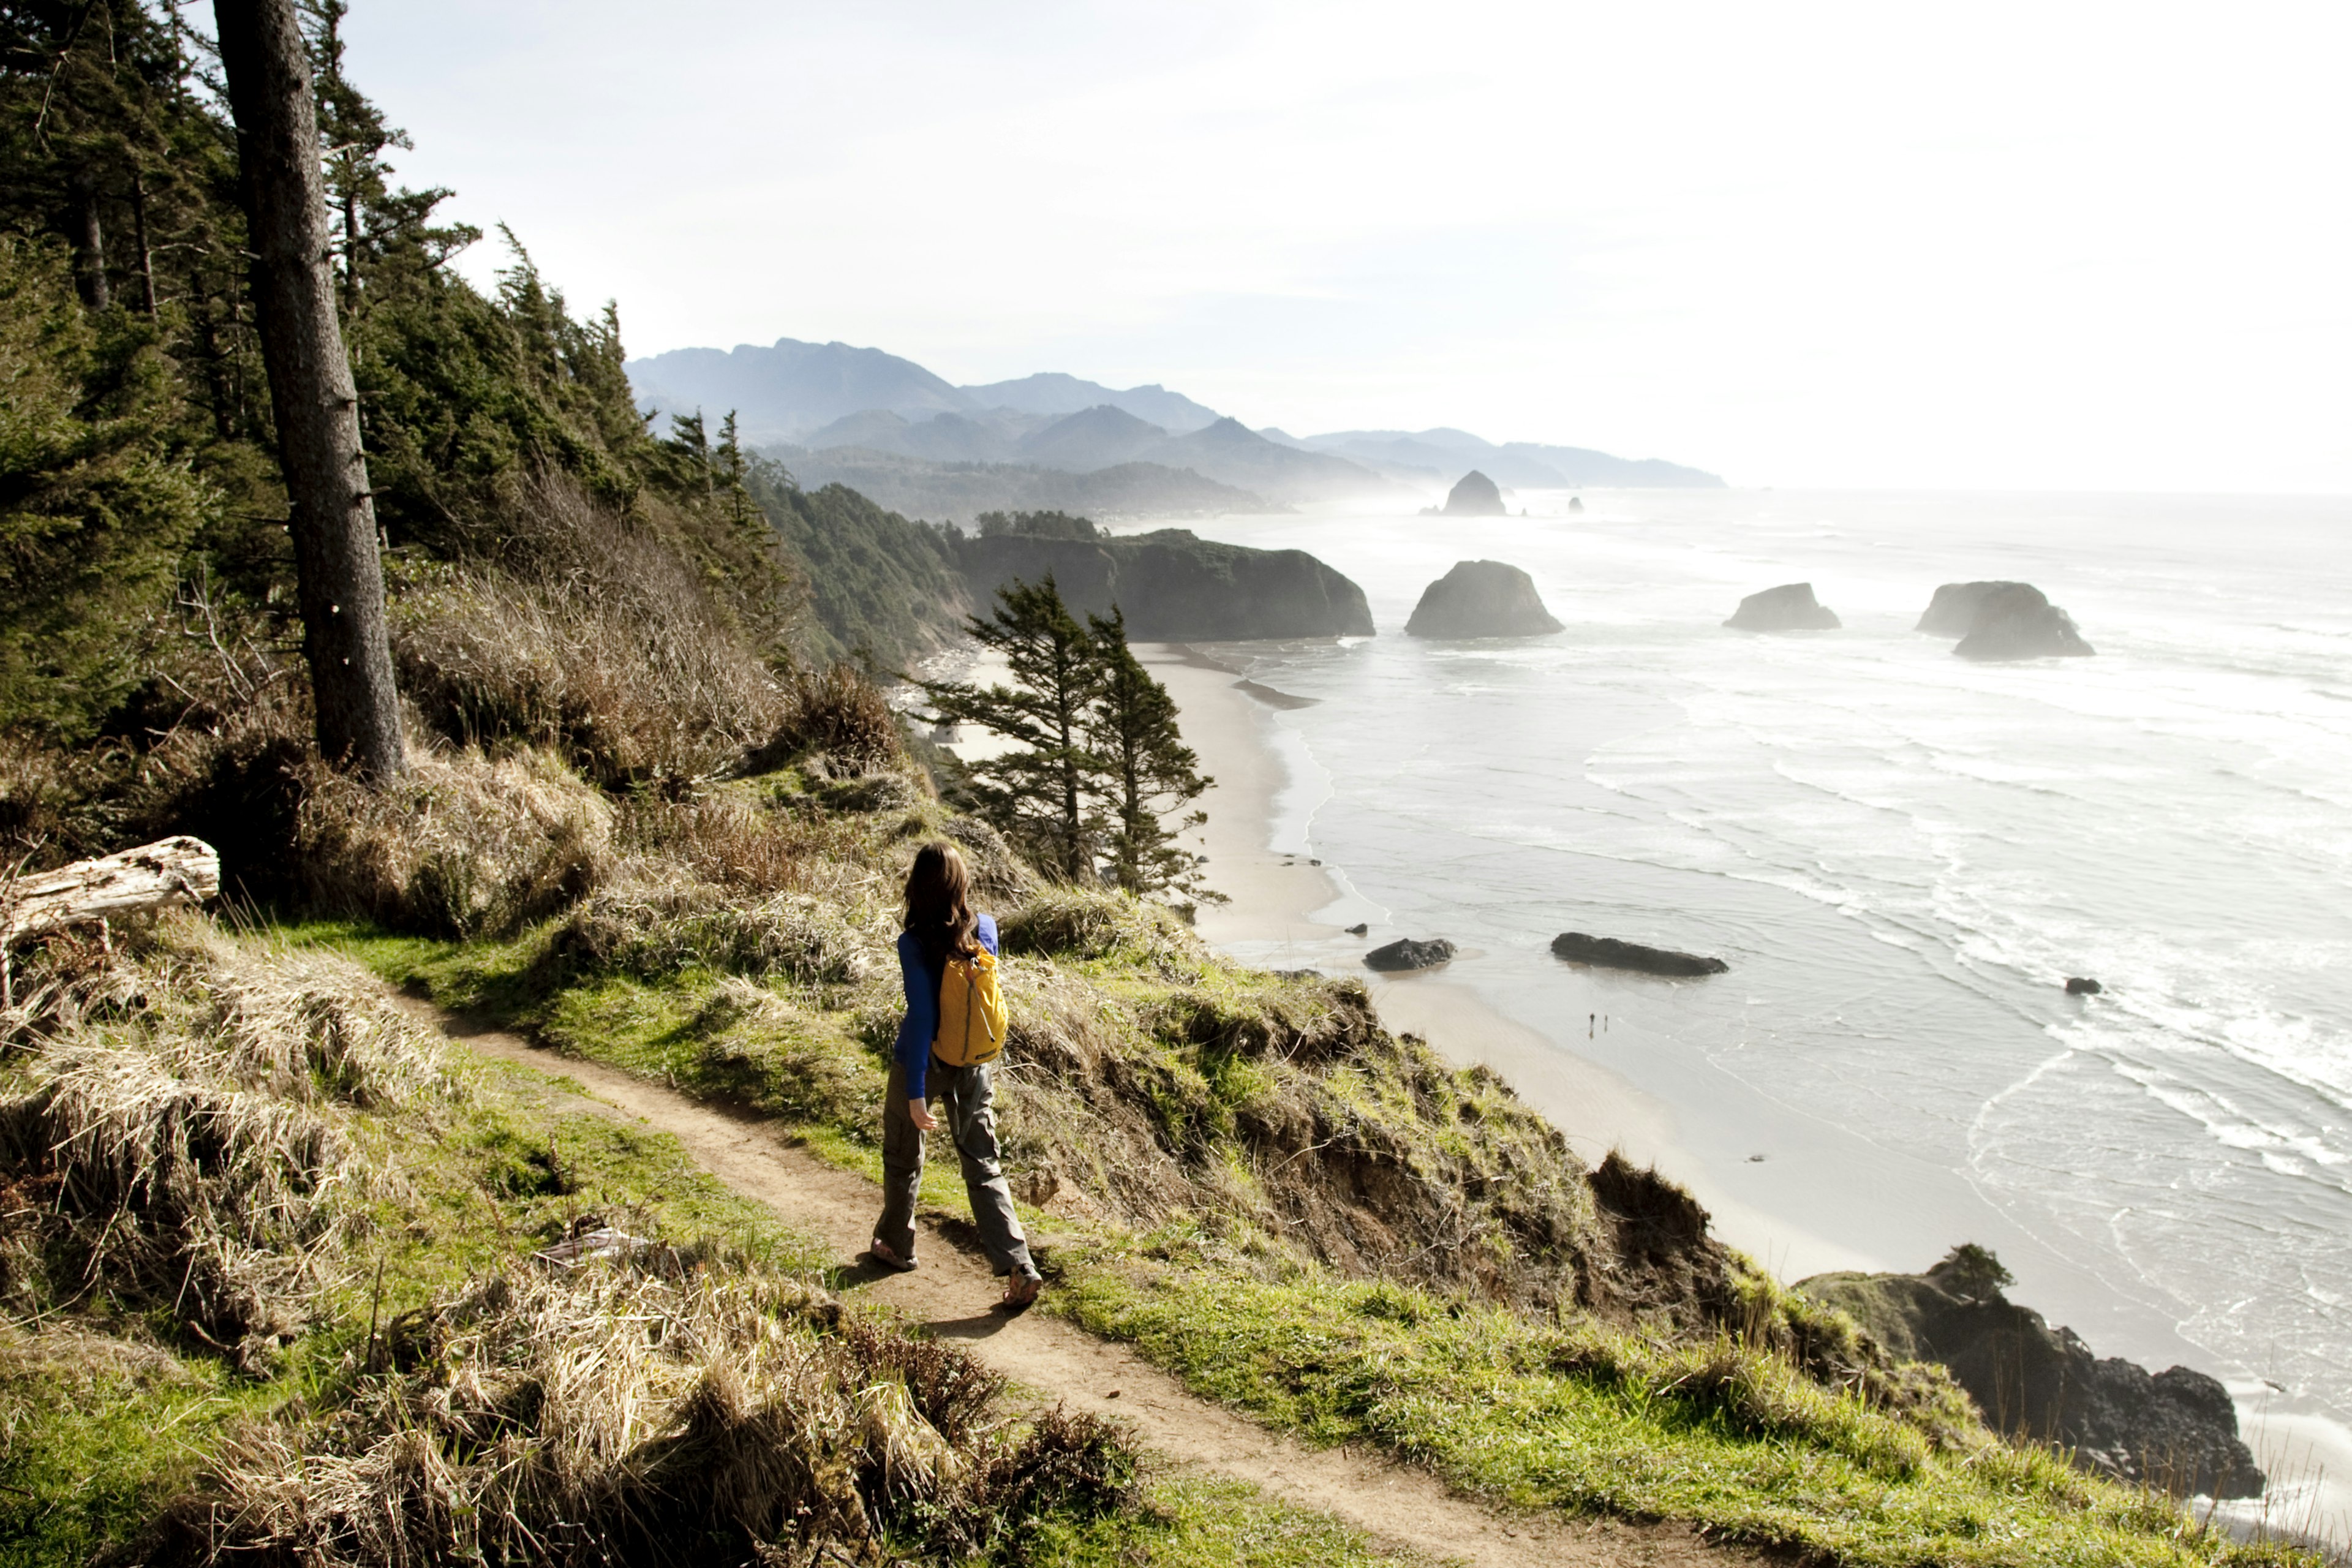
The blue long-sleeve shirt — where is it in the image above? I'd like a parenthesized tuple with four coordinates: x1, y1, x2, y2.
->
(894, 913, 998, 1099)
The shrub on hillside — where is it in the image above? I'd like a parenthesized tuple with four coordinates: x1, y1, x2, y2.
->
(745, 660, 902, 774)
(546, 862, 875, 987)
(392, 475, 790, 791)
(292, 748, 614, 938)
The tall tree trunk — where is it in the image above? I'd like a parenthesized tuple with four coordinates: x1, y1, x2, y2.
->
(67, 172, 110, 309)
(214, 0, 405, 778)
(130, 171, 159, 319)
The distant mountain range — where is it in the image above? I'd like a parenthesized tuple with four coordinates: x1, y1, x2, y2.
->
(627, 339, 1224, 444)
(624, 336, 1724, 516)
(1292, 428, 1721, 489)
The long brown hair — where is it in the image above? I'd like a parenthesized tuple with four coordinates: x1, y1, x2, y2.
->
(903, 840, 979, 962)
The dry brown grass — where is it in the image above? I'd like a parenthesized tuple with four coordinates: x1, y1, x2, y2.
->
(292, 745, 615, 938)
(391, 473, 792, 793)
(546, 857, 880, 989)
(148, 1264, 1136, 1567)
(745, 662, 904, 775)
(393, 571, 785, 793)
(0, 924, 447, 1368)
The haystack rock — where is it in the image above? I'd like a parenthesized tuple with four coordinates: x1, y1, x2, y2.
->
(1365, 937, 1455, 972)
(1406, 560, 1564, 638)
(1724, 582, 1840, 631)
(1798, 1246, 2262, 1498)
(1441, 470, 1507, 517)
(1919, 581, 2095, 660)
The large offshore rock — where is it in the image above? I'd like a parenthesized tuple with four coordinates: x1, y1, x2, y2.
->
(1798, 1247, 2263, 1498)
(1550, 932, 1727, 976)
(1920, 581, 2095, 659)
(954, 528, 1374, 639)
(1441, 470, 1508, 516)
(1955, 587, 2094, 660)
(1723, 582, 1841, 631)
(1405, 560, 1564, 638)
(1917, 580, 2034, 636)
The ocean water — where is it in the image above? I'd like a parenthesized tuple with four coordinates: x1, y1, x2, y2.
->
(1107, 489, 2352, 1501)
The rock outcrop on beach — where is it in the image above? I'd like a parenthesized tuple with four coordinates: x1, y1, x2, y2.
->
(1441, 470, 1507, 516)
(1405, 560, 1564, 638)
(1797, 1246, 2263, 1498)
(1365, 937, 1455, 972)
(1550, 932, 1728, 977)
(1724, 582, 1841, 632)
(954, 528, 1374, 639)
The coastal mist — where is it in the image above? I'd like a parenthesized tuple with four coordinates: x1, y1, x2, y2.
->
(1123, 489, 2352, 1515)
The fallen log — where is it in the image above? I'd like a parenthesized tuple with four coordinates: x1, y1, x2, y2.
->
(3, 836, 222, 945)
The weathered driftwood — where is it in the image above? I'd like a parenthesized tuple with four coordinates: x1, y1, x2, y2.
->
(2, 837, 221, 944)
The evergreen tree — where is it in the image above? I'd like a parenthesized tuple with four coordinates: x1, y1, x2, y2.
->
(1085, 607, 1218, 903)
(0, 236, 213, 738)
(920, 576, 1099, 880)
(718, 410, 752, 530)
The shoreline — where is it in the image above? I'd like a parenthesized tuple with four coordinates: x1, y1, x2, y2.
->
(1141, 635, 2352, 1539)
(1138, 642, 1872, 1281)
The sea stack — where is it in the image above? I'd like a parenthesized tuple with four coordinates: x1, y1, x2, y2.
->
(1724, 582, 1841, 632)
(1441, 470, 1507, 517)
(1918, 581, 2094, 660)
(1406, 560, 1564, 638)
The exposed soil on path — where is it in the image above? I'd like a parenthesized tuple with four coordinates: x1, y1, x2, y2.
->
(406, 998, 1768, 1568)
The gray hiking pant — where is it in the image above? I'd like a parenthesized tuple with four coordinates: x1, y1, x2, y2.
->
(875, 1057, 1039, 1282)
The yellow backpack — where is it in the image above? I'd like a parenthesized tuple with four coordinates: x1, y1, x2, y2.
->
(932, 947, 1009, 1068)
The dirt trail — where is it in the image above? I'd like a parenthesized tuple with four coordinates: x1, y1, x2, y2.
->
(411, 1000, 1760, 1568)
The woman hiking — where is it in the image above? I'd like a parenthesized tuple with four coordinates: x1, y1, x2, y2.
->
(869, 840, 1043, 1308)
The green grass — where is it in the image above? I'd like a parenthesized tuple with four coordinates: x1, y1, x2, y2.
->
(275, 918, 2329, 1568)
(0, 1000, 843, 1568)
(286, 917, 986, 1217)
(0, 1335, 272, 1568)
(1017, 1476, 1427, 1568)
(1051, 1257, 2310, 1568)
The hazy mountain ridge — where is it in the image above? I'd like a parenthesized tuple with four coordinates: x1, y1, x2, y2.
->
(771, 443, 1267, 524)
(788, 407, 1395, 508)
(627, 336, 1725, 495)
(1305, 427, 1724, 489)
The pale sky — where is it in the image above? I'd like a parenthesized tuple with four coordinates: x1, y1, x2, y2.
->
(327, 1, 2351, 492)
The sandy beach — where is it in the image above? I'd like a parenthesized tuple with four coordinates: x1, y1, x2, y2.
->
(1138, 643, 1872, 1280)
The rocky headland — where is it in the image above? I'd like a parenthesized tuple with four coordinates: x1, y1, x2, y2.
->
(1550, 932, 1728, 977)
(1404, 560, 1564, 638)
(1798, 1246, 2263, 1498)
(954, 527, 1374, 639)
(1441, 470, 1507, 516)
(1918, 581, 2095, 660)
(1724, 582, 1841, 632)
